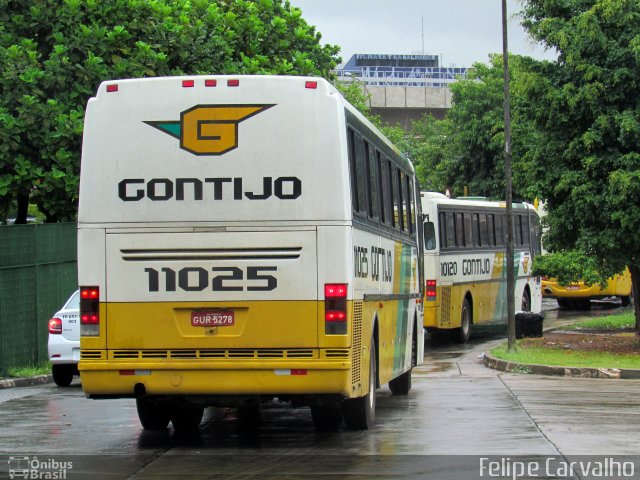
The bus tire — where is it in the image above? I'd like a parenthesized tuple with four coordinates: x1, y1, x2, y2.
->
(170, 406, 204, 432)
(389, 324, 415, 395)
(52, 364, 74, 387)
(238, 403, 263, 430)
(343, 341, 376, 430)
(557, 298, 571, 309)
(456, 298, 472, 344)
(311, 403, 342, 432)
(389, 369, 412, 395)
(620, 295, 631, 307)
(136, 398, 171, 430)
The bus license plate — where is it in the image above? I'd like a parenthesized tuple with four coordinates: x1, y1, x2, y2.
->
(191, 311, 234, 327)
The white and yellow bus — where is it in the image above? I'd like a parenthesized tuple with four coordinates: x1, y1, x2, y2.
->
(78, 75, 424, 432)
(420, 192, 542, 342)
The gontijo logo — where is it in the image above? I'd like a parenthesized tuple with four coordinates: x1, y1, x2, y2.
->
(144, 104, 274, 156)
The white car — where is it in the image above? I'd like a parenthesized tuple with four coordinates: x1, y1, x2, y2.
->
(47, 290, 80, 386)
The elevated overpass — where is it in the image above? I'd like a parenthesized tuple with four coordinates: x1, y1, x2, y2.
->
(337, 73, 454, 130)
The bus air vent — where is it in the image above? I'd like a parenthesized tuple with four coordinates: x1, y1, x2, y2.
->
(351, 301, 363, 386)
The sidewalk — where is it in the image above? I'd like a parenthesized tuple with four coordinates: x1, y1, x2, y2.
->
(0, 374, 52, 389)
(483, 351, 640, 379)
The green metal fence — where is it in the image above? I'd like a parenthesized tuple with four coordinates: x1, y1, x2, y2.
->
(0, 223, 77, 374)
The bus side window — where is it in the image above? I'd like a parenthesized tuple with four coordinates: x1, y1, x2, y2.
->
(487, 214, 496, 246)
(531, 213, 542, 257)
(514, 215, 524, 246)
(364, 141, 379, 221)
(473, 213, 481, 247)
(424, 222, 436, 250)
(347, 128, 359, 212)
(445, 212, 456, 248)
(455, 212, 464, 247)
(389, 161, 398, 229)
(404, 173, 414, 234)
(521, 214, 530, 246)
(479, 214, 489, 247)
(376, 152, 386, 224)
(463, 213, 473, 248)
(495, 214, 504, 246)
(439, 212, 446, 248)
(396, 168, 405, 231)
(353, 132, 367, 216)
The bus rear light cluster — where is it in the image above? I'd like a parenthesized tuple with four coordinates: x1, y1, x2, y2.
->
(80, 286, 100, 336)
(426, 280, 437, 301)
(325, 283, 347, 334)
(106, 78, 319, 93)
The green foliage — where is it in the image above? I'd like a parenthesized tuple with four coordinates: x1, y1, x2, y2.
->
(0, 0, 340, 222)
(335, 81, 377, 122)
(561, 312, 635, 331)
(491, 341, 640, 369)
(6, 361, 51, 379)
(532, 249, 613, 286)
(520, 0, 640, 279)
(375, 55, 542, 200)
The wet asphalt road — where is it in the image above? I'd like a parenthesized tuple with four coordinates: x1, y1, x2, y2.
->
(0, 299, 638, 479)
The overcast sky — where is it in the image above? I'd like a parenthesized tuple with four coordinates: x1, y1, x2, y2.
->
(290, 0, 557, 68)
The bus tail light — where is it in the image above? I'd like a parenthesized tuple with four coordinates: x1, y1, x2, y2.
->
(325, 283, 347, 334)
(426, 280, 437, 301)
(80, 286, 100, 336)
(48, 318, 62, 335)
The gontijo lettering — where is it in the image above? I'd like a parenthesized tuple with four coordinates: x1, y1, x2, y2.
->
(441, 258, 492, 277)
(118, 176, 301, 202)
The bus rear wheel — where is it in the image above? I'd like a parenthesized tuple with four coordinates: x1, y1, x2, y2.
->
(389, 325, 415, 395)
(170, 406, 204, 432)
(456, 298, 472, 344)
(136, 398, 171, 430)
(343, 341, 376, 430)
(311, 403, 342, 432)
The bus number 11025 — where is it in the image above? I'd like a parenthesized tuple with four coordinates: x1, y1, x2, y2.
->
(144, 266, 277, 292)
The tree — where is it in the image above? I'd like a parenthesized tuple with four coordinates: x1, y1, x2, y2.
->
(0, 0, 340, 222)
(387, 55, 541, 200)
(520, 0, 640, 330)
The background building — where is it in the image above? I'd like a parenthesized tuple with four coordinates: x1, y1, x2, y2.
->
(336, 54, 468, 128)
(338, 53, 468, 88)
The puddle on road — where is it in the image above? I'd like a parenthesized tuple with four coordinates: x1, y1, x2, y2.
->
(414, 362, 456, 375)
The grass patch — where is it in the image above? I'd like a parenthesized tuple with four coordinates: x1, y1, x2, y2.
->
(6, 361, 51, 378)
(559, 311, 635, 331)
(490, 343, 640, 370)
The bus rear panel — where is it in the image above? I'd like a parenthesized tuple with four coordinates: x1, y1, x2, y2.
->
(78, 76, 422, 430)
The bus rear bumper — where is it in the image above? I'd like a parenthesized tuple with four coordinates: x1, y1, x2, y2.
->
(79, 359, 353, 399)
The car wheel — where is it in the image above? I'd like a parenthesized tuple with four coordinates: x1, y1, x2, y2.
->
(52, 364, 74, 387)
(136, 398, 171, 430)
(343, 340, 376, 430)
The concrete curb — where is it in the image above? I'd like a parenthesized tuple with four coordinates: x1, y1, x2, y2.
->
(0, 374, 53, 389)
(483, 352, 640, 380)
